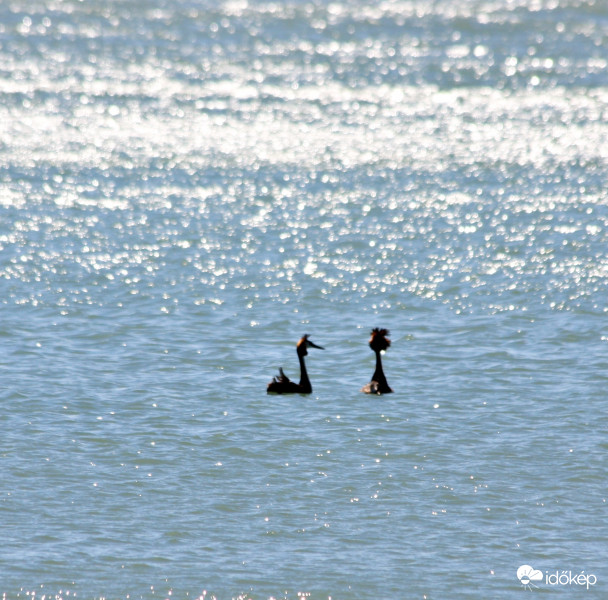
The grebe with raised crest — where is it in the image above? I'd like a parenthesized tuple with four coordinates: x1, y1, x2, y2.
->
(361, 328, 393, 395)
(267, 334, 324, 394)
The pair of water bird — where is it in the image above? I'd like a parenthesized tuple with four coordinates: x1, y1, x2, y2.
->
(267, 328, 393, 395)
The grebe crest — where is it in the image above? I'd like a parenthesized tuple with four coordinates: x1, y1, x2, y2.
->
(369, 327, 391, 353)
(297, 333, 322, 356)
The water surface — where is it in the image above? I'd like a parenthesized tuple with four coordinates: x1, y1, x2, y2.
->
(1, 0, 607, 598)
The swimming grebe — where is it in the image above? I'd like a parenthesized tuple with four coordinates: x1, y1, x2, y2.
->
(361, 328, 393, 395)
(267, 334, 324, 394)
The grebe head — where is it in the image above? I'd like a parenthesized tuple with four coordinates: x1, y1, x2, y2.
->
(369, 328, 391, 353)
(297, 334, 324, 356)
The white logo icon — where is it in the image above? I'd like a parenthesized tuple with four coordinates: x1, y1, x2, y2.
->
(517, 565, 543, 590)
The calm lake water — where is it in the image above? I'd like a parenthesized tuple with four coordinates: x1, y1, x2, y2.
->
(1, 0, 607, 598)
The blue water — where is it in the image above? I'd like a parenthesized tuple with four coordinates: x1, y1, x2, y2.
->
(1, 0, 607, 598)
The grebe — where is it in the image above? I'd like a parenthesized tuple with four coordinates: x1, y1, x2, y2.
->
(361, 328, 393, 395)
(267, 334, 324, 394)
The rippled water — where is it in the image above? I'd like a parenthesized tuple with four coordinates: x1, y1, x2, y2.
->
(1, 0, 607, 598)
